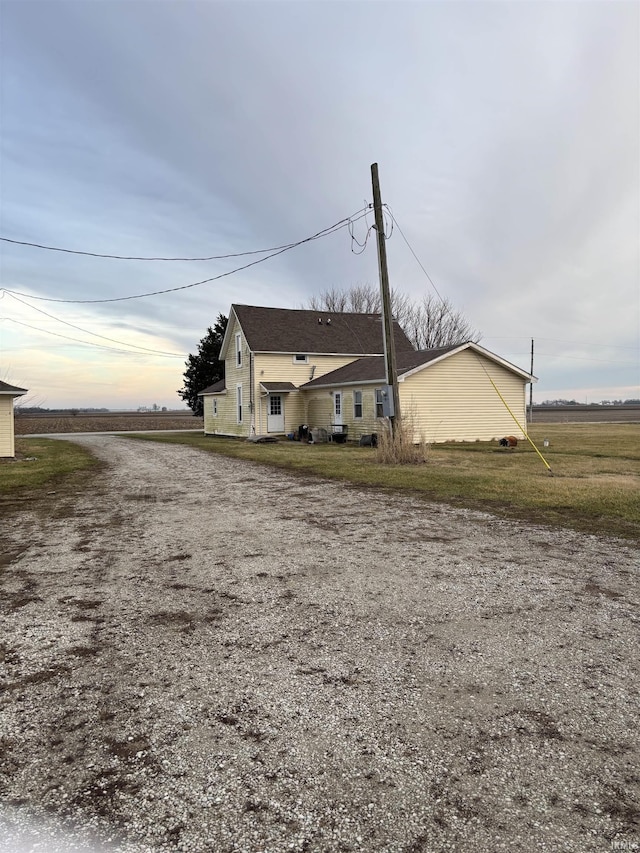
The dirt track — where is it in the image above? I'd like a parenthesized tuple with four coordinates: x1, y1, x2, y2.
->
(1, 435, 638, 852)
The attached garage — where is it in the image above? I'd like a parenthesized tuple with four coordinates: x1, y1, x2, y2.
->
(0, 380, 28, 458)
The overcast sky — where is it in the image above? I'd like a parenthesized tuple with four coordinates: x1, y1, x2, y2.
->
(1, 0, 638, 409)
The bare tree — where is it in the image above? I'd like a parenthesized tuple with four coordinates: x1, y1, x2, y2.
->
(307, 285, 480, 350)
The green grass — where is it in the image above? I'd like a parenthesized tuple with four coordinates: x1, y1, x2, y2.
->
(3, 427, 637, 539)
(128, 424, 640, 539)
(0, 438, 100, 496)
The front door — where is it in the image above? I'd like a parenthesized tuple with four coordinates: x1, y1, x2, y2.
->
(267, 394, 285, 433)
(333, 391, 343, 427)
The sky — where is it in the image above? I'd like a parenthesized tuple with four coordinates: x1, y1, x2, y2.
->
(0, 0, 638, 410)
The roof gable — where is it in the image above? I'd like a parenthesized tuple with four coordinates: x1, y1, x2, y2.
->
(221, 304, 414, 358)
(300, 342, 535, 389)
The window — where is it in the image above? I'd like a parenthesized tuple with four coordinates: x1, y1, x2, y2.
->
(269, 395, 282, 416)
(375, 389, 384, 418)
(213, 399, 217, 416)
(293, 354, 308, 364)
(353, 389, 363, 419)
(236, 385, 243, 423)
(236, 333, 242, 368)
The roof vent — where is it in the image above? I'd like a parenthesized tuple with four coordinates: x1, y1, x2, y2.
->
(326, 317, 332, 325)
(318, 317, 323, 324)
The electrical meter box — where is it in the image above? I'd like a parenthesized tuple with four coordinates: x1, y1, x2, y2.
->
(380, 385, 395, 418)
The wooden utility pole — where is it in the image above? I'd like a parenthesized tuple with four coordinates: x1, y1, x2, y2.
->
(529, 338, 534, 424)
(371, 162, 401, 433)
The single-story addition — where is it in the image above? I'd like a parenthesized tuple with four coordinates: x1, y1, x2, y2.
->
(0, 379, 28, 458)
(300, 342, 535, 443)
(198, 304, 536, 443)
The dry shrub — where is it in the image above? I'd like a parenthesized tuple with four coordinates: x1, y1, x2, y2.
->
(375, 413, 428, 464)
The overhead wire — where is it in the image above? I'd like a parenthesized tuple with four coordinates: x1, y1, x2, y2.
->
(486, 335, 637, 350)
(2, 207, 370, 304)
(348, 207, 374, 255)
(382, 205, 446, 304)
(0, 317, 182, 358)
(4, 291, 185, 356)
(0, 226, 355, 263)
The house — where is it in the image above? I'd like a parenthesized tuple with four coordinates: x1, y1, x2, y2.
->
(301, 342, 535, 443)
(198, 304, 536, 443)
(199, 305, 413, 439)
(0, 379, 28, 458)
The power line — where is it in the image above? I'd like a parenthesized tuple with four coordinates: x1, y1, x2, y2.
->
(1, 317, 183, 358)
(383, 207, 446, 304)
(0, 220, 354, 262)
(536, 351, 636, 365)
(5, 291, 185, 357)
(485, 335, 638, 351)
(2, 208, 369, 304)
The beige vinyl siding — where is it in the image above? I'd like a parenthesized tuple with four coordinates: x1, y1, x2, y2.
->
(203, 393, 227, 435)
(253, 353, 356, 435)
(0, 397, 16, 457)
(305, 391, 334, 434)
(400, 349, 527, 443)
(305, 386, 382, 440)
(203, 315, 251, 436)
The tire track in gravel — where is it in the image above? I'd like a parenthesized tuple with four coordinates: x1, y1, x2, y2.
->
(1, 435, 638, 853)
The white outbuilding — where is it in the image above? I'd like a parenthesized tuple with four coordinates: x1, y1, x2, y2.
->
(0, 380, 28, 458)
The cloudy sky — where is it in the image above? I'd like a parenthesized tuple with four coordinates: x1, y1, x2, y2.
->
(1, 0, 638, 409)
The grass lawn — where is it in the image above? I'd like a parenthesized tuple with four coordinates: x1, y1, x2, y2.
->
(0, 438, 100, 497)
(130, 424, 640, 539)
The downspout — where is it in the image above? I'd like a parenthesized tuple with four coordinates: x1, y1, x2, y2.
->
(249, 350, 256, 435)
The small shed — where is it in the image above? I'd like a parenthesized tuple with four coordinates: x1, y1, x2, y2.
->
(0, 380, 28, 458)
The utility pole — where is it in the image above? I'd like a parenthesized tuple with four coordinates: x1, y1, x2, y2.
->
(371, 162, 401, 433)
(529, 338, 534, 424)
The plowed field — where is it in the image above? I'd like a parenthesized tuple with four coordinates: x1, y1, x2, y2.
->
(15, 411, 203, 435)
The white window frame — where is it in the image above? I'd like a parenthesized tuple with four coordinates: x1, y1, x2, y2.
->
(213, 398, 218, 417)
(375, 388, 384, 418)
(293, 354, 308, 364)
(236, 384, 243, 424)
(269, 394, 282, 416)
(236, 333, 242, 368)
(353, 389, 363, 419)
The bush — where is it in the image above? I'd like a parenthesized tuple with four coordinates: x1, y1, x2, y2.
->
(375, 415, 428, 464)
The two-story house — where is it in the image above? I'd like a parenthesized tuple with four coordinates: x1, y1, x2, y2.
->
(198, 304, 536, 443)
(198, 304, 414, 439)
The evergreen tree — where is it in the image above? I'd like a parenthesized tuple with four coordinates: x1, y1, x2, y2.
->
(177, 314, 228, 416)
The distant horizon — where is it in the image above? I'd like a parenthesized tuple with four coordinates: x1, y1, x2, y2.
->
(14, 399, 640, 413)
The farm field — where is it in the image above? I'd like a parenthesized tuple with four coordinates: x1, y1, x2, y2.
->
(15, 410, 203, 435)
(532, 405, 640, 424)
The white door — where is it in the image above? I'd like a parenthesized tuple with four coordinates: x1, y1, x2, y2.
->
(267, 394, 285, 433)
(333, 391, 343, 428)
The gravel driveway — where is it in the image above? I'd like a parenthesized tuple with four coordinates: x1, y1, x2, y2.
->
(1, 435, 638, 853)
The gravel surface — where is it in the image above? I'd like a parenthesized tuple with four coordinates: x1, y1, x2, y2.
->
(1, 435, 638, 853)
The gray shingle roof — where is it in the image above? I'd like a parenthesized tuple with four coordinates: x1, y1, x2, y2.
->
(259, 382, 298, 392)
(198, 379, 226, 395)
(0, 380, 28, 395)
(232, 305, 414, 355)
(300, 345, 461, 388)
